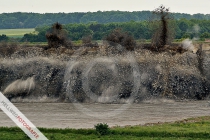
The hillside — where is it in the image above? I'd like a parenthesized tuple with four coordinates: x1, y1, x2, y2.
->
(0, 11, 210, 29)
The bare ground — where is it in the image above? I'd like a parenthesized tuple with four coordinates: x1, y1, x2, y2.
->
(0, 100, 210, 129)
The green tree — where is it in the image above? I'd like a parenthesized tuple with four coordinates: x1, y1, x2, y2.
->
(182, 33, 191, 39)
(200, 32, 210, 39)
(178, 20, 189, 32)
(0, 34, 9, 41)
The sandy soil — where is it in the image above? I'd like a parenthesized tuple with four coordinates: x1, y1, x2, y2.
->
(0, 100, 210, 129)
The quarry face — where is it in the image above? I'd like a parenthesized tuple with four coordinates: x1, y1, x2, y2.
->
(0, 44, 210, 103)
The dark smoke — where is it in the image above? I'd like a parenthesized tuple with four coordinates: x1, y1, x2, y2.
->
(0, 41, 18, 57)
(105, 28, 136, 51)
(82, 35, 99, 48)
(145, 5, 186, 54)
(46, 22, 73, 49)
(152, 5, 170, 50)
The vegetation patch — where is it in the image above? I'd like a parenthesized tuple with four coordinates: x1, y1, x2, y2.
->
(1, 116, 210, 140)
(94, 123, 110, 135)
(0, 28, 35, 38)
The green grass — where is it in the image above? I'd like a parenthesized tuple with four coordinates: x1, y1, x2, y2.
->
(0, 28, 36, 38)
(1, 116, 210, 140)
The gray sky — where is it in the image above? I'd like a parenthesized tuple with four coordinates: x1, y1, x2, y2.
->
(1, 0, 210, 14)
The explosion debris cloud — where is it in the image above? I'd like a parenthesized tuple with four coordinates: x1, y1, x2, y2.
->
(150, 5, 172, 51)
(3, 76, 35, 98)
(63, 47, 141, 117)
(46, 22, 73, 49)
(181, 39, 195, 52)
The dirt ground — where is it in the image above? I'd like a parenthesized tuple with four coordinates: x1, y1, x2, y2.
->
(0, 100, 210, 129)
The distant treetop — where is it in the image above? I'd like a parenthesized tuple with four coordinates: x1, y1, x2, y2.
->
(0, 11, 210, 29)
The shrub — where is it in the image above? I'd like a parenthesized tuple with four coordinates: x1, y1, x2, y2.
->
(94, 123, 110, 135)
(0, 34, 9, 41)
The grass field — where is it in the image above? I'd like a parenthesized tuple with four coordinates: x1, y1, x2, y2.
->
(0, 28, 36, 38)
(0, 116, 210, 140)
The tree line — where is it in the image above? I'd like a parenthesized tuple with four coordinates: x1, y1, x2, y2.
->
(0, 11, 210, 29)
(19, 19, 210, 42)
